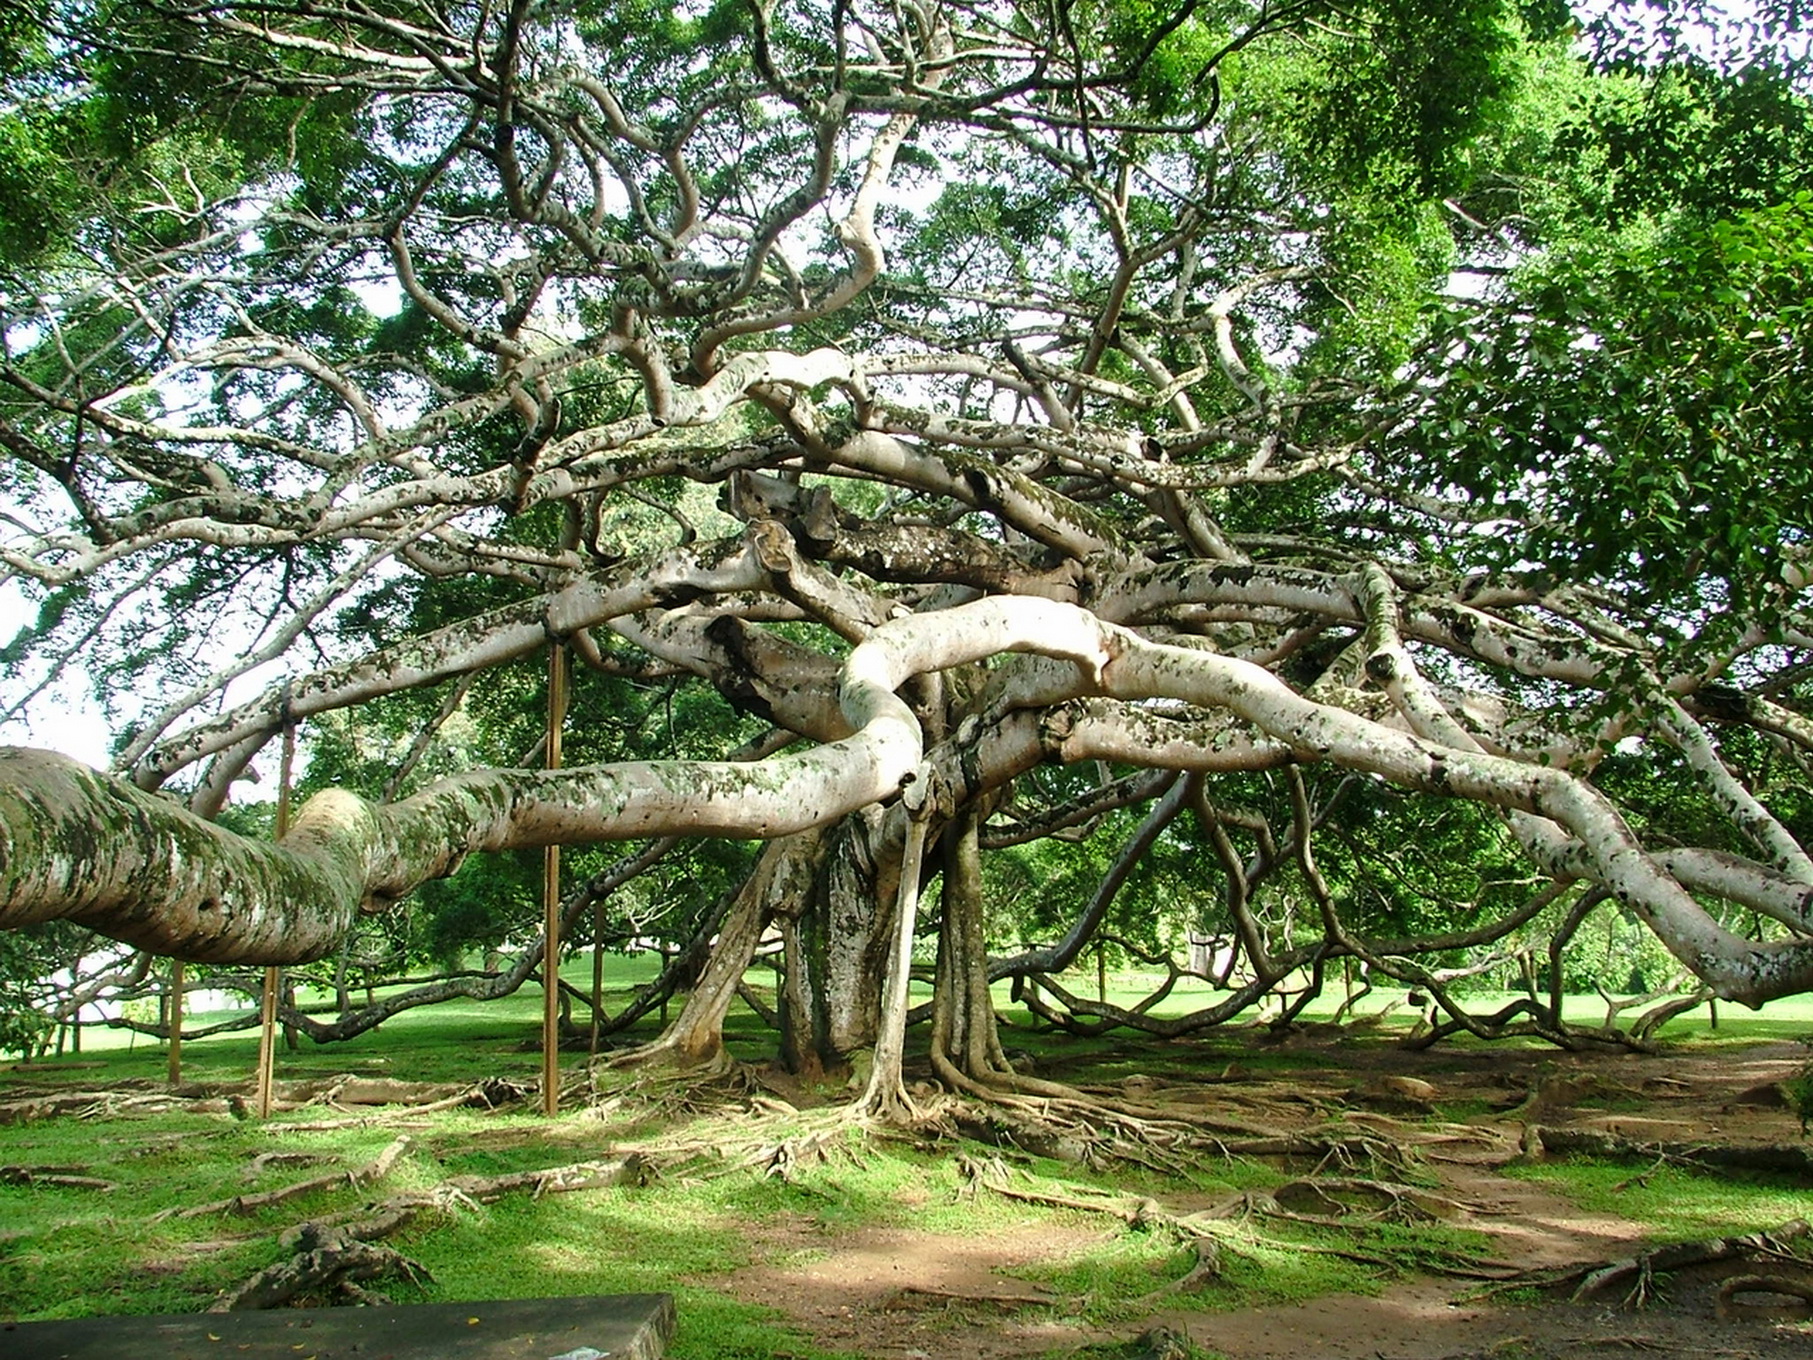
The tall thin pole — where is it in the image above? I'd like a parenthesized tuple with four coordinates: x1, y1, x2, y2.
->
(542, 643, 567, 1116)
(256, 720, 296, 1120)
(255, 968, 279, 1118)
(590, 894, 605, 1056)
(167, 959, 184, 1087)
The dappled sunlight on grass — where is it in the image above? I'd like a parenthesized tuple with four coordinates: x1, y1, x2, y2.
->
(1504, 1160, 1813, 1244)
(5, 970, 1809, 1359)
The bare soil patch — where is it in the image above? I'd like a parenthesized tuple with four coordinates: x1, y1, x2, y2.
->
(722, 1218, 1110, 1359)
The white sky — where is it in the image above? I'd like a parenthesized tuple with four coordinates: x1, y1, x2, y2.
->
(0, 579, 113, 766)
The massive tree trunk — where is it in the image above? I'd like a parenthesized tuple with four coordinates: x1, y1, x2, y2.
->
(0, 598, 1107, 960)
(5, 599, 1813, 1006)
(777, 808, 901, 1082)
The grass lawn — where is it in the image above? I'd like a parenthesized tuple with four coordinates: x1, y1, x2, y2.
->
(4, 960, 1809, 1359)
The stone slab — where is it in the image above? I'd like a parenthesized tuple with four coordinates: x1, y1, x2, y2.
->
(0, 1293, 674, 1360)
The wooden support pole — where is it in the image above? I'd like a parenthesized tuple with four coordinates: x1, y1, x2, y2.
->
(590, 895, 606, 1056)
(255, 967, 279, 1118)
(256, 719, 296, 1120)
(167, 959, 184, 1087)
(542, 643, 568, 1117)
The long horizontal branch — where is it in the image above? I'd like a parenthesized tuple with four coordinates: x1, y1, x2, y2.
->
(4, 598, 1810, 1003)
(1, 598, 1111, 963)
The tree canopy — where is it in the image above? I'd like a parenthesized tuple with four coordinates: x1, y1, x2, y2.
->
(0, 0, 1809, 1073)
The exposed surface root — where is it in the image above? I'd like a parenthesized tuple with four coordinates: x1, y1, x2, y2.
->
(1259, 1175, 1476, 1225)
(160, 1135, 412, 1222)
(1496, 1220, 1813, 1306)
(747, 1128, 846, 1181)
(214, 1149, 652, 1309)
(1530, 1126, 1813, 1177)
(1133, 1236, 1222, 1305)
(957, 1150, 1237, 1300)
(210, 1221, 431, 1311)
(0, 1074, 531, 1130)
(1717, 1271, 1813, 1314)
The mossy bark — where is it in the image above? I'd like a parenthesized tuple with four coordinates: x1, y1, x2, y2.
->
(779, 809, 897, 1080)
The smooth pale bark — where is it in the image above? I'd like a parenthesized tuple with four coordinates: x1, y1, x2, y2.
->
(621, 830, 822, 1070)
(858, 779, 933, 1117)
(1101, 559, 1619, 688)
(129, 534, 776, 787)
(931, 807, 1013, 1085)
(0, 597, 1108, 963)
(1092, 626, 1813, 1005)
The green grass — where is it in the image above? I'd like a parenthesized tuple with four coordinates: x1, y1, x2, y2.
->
(42, 955, 1813, 1082)
(0, 1074, 1487, 1352)
(0, 1093, 864, 1355)
(1502, 1159, 1812, 1245)
(5, 965, 1810, 1358)
(406, 1185, 855, 1360)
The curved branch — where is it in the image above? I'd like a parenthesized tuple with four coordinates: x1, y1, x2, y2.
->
(1, 597, 1112, 962)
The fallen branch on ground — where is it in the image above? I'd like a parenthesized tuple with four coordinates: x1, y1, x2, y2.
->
(209, 1221, 431, 1311)
(0, 1165, 113, 1190)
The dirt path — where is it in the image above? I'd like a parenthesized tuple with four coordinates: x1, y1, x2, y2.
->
(723, 1039, 1813, 1360)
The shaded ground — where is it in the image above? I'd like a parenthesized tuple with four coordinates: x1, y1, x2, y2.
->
(1, 1291, 676, 1360)
(4, 1026, 1810, 1360)
(721, 1035, 1813, 1360)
